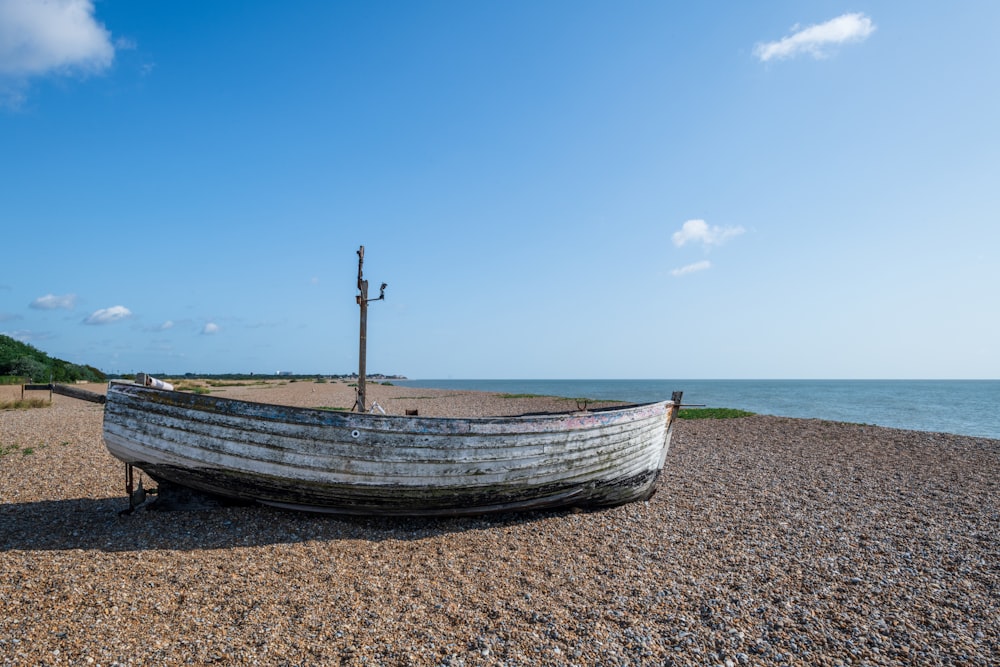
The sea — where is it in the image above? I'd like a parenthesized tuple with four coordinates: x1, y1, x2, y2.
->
(396, 379, 1000, 440)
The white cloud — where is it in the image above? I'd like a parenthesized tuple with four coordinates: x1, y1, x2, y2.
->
(202, 322, 220, 335)
(672, 219, 745, 248)
(30, 293, 77, 309)
(671, 261, 712, 277)
(754, 13, 875, 62)
(84, 305, 132, 325)
(0, 0, 115, 77)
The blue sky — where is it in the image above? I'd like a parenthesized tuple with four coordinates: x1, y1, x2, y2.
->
(1, 1, 998, 379)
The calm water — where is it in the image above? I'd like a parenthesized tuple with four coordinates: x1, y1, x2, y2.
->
(396, 379, 1000, 440)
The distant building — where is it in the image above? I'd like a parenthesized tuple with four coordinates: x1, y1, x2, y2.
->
(276, 371, 293, 376)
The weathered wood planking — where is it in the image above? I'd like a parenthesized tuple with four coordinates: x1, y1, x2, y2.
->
(22, 383, 106, 403)
(103, 383, 680, 516)
(52, 383, 107, 404)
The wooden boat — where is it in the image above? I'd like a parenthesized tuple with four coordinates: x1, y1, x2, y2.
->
(98, 248, 681, 515)
(102, 381, 681, 516)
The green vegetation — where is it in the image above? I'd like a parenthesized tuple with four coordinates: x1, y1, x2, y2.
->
(203, 379, 269, 388)
(499, 393, 549, 399)
(1, 441, 48, 457)
(678, 407, 755, 420)
(174, 383, 211, 394)
(0, 335, 106, 384)
(1, 398, 50, 410)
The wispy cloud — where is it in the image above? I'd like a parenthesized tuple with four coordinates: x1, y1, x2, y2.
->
(672, 220, 745, 248)
(202, 322, 220, 335)
(30, 293, 77, 310)
(0, 312, 22, 322)
(84, 305, 132, 325)
(754, 13, 875, 62)
(142, 320, 174, 332)
(0, 0, 116, 106)
(671, 261, 712, 277)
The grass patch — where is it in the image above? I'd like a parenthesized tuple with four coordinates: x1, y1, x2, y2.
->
(174, 382, 211, 394)
(0, 398, 50, 410)
(499, 393, 550, 399)
(6, 441, 47, 457)
(678, 407, 755, 420)
(204, 380, 269, 388)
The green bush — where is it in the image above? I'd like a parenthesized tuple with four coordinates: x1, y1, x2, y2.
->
(0, 335, 106, 383)
(677, 407, 755, 420)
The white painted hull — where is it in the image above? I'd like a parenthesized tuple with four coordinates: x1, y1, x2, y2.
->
(103, 383, 678, 516)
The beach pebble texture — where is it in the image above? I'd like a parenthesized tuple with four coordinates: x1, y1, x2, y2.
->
(2, 380, 998, 666)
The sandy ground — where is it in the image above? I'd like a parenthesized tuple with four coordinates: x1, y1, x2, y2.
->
(1, 380, 998, 665)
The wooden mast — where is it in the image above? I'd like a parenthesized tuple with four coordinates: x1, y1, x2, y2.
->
(354, 246, 386, 412)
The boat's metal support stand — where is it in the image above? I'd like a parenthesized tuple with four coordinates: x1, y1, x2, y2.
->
(119, 465, 245, 513)
(119, 463, 155, 515)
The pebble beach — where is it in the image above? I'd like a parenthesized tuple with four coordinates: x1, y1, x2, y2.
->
(1, 380, 998, 666)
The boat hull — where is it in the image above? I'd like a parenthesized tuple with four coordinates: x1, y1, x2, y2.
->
(102, 383, 678, 516)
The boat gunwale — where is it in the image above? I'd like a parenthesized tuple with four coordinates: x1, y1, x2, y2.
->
(105, 381, 671, 428)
